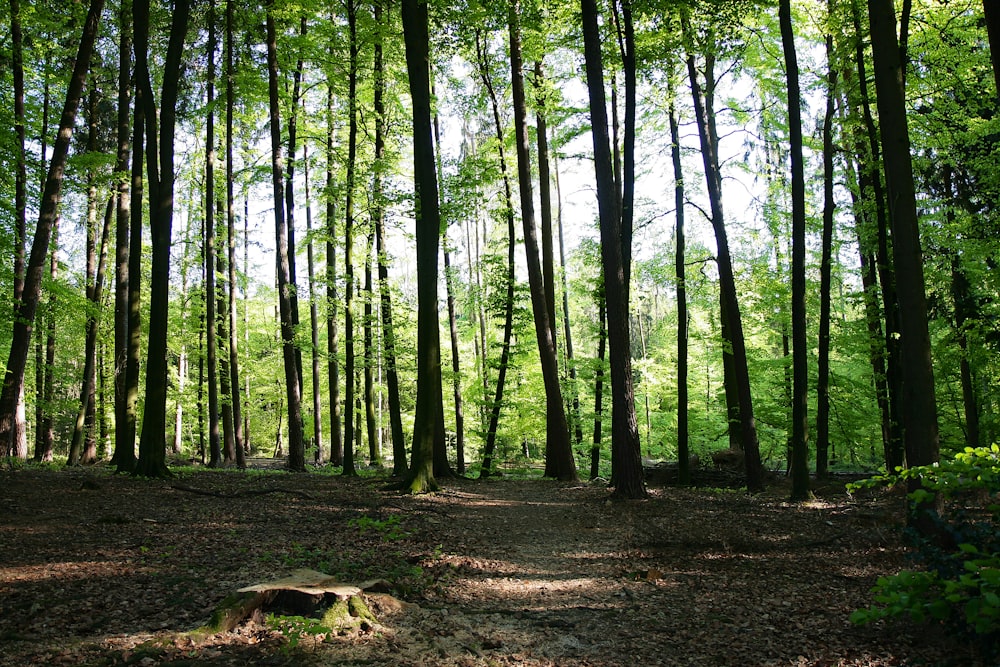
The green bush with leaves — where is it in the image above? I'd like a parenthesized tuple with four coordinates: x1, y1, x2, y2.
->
(849, 445, 1000, 658)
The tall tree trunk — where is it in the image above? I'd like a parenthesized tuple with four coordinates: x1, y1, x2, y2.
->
(816, 16, 837, 478)
(669, 89, 690, 485)
(581, 0, 645, 498)
(112, 0, 135, 471)
(371, 0, 407, 473)
(69, 197, 114, 465)
(867, 0, 940, 503)
(553, 154, 584, 448)
(285, 17, 307, 400)
(265, 0, 306, 473)
(944, 169, 980, 448)
(225, 0, 245, 466)
(135, 0, 191, 479)
(304, 145, 324, 463)
(342, 0, 359, 476)
(33, 69, 54, 463)
(475, 29, 517, 479)
(590, 286, 607, 481)
(120, 52, 145, 474)
(325, 83, 344, 467)
(364, 228, 381, 467)
(401, 0, 442, 493)
(0, 0, 104, 457)
(850, 0, 903, 470)
(779, 0, 810, 500)
(509, 0, 576, 481)
(9, 0, 29, 460)
(216, 200, 237, 464)
(205, 0, 223, 468)
(682, 12, 764, 491)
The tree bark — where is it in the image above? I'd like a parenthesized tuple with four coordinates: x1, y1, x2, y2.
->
(326, 83, 344, 467)
(682, 12, 764, 491)
(343, 0, 360, 476)
(590, 288, 607, 481)
(205, 0, 223, 468)
(401, 0, 442, 493)
(509, 0, 576, 482)
(816, 15, 837, 478)
(265, 0, 306, 473)
(867, 0, 940, 499)
(475, 29, 517, 479)
(304, 145, 324, 463)
(779, 0, 810, 500)
(372, 0, 407, 474)
(112, 0, 135, 471)
(226, 0, 245, 467)
(668, 88, 690, 485)
(581, 0, 645, 498)
(135, 0, 190, 479)
(0, 0, 104, 457)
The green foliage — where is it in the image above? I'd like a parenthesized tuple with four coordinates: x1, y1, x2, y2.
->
(850, 446, 1000, 659)
(347, 513, 409, 540)
(265, 613, 331, 652)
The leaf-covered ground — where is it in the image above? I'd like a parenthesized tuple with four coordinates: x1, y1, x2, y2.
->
(0, 464, 979, 666)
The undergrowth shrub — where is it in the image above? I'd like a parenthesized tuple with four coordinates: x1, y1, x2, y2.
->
(849, 445, 1000, 660)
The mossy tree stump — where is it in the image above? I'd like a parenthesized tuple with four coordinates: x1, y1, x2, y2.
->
(192, 569, 377, 638)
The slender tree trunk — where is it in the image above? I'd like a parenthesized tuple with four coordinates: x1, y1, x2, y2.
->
(779, 0, 810, 500)
(816, 17, 837, 478)
(401, 0, 442, 493)
(371, 0, 407, 473)
(225, 0, 245, 466)
(0, 0, 104, 457)
(9, 0, 29, 460)
(364, 228, 381, 467)
(135, 0, 191, 479)
(867, 0, 940, 503)
(69, 197, 114, 465)
(112, 0, 134, 471)
(475, 29, 517, 479)
(669, 90, 690, 485)
(205, 0, 223, 468)
(325, 84, 344, 467)
(581, 0, 645, 498)
(304, 145, 324, 463)
(342, 0, 359, 476)
(265, 0, 306, 473)
(850, 0, 904, 470)
(509, 0, 576, 481)
(683, 12, 763, 491)
(590, 287, 607, 480)
(121, 58, 144, 474)
(33, 70, 54, 462)
(553, 155, 584, 448)
(216, 200, 237, 464)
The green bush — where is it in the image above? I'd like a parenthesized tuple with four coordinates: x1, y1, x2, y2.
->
(849, 445, 1000, 658)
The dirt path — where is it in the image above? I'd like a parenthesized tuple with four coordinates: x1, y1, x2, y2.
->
(0, 468, 975, 666)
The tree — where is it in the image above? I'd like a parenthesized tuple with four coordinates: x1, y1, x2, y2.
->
(205, 0, 223, 469)
(508, 0, 576, 482)
(1, 0, 105, 458)
(112, 0, 136, 472)
(580, 0, 645, 498)
(342, 0, 360, 477)
(867, 0, 939, 483)
(401, 0, 442, 494)
(682, 10, 764, 492)
(265, 0, 306, 473)
(134, 0, 191, 478)
(779, 0, 809, 500)
(816, 5, 837, 478)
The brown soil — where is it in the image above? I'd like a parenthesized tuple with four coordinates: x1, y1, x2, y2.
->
(0, 465, 975, 666)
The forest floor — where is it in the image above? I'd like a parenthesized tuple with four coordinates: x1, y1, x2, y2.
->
(0, 462, 980, 666)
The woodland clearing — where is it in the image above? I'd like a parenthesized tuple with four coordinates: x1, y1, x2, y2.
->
(0, 464, 977, 666)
